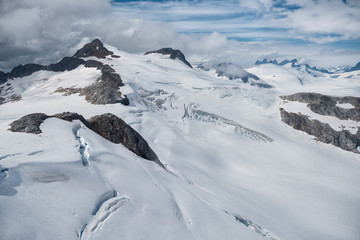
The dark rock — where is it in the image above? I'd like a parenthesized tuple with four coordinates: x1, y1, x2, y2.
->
(56, 63, 128, 105)
(89, 113, 161, 164)
(144, 48, 192, 68)
(52, 112, 93, 130)
(9, 113, 49, 134)
(73, 39, 114, 59)
(0, 71, 10, 85)
(280, 108, 359, 153)
(84, 60, 105, 69)
(255, 59, 278, 65)
(10, 64, 45, 79)
(280, 93, 360, 121)
(46, 57, 85, 72)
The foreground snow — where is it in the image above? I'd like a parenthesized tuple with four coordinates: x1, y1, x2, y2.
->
(0, 45, 360, 240)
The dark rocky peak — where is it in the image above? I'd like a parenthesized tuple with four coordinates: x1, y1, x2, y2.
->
(9, 112, 162, 167)
(0, 71, 11, 85)
(73, 38, 114, 59)
(255, 59, 278, 65)
(144, 47, 192, 68)
(10, 64, 45, 78)
(46, 57, 85, 72)
(279, 59, 298, 67)
(255, 58, 332, 74)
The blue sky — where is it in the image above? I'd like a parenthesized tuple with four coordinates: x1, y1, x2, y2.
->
(0, 0, 359, 70)
(110, 0, 360, 49)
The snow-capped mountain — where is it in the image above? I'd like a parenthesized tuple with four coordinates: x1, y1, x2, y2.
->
(255, 58, 333, 74)
(197, 62, 272, 88)
(0, 39, 360, 240)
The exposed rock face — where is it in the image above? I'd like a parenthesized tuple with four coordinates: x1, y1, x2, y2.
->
(144, 48, 192, 68)
(55, 62, 129, 105)
(11, 64, 45, 78)
(53, 112, 93, 130)
(9, 113, 49, 134)
(280, 93, 360, 121)
(47, 57, 85, 72)
(89, 113, 160, 163)
(280, 109, 359, 153)
(73, 39, 114, 59)
(9, 112, 160, 164)
(280, 92, 360, 153)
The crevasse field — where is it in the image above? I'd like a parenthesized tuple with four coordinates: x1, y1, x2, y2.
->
(0, 44, 360, 240)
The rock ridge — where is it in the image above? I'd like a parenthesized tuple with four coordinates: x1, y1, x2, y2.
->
(280, 92, 360, 153)
(9, 112, 160, 163)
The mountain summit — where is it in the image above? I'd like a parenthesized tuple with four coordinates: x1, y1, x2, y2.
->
(74, 38, 116, 59)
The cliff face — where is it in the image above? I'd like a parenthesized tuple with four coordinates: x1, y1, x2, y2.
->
(280, 93, 360, 153)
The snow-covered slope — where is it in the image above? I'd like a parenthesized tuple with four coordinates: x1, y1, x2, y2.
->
(0, 41, 360, 240)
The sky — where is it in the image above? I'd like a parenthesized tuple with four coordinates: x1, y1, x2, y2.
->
(0, 0, 359, 71)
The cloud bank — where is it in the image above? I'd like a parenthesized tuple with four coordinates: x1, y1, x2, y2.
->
(0, 0, 359, 71)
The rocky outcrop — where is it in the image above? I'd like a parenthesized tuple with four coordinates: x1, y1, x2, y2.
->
(280, 108, 359, 153)
(9, 112, 160, 163)
(46, 57, 85, 72)
(144, 48, 192, 68)
(280, 93, 360, 121)
(10, 64, 45, 78)
(9, 113, 49, 134)
(55, 62, 129, 105)
(89, 113, 160, 163)
(73, 39, 114, 59)
(0, 71, 9, 85)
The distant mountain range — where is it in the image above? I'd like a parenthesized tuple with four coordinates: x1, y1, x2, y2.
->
(255, 58, 360, 73)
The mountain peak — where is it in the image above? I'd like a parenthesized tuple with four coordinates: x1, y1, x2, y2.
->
(144, 47, 192, 68)
(73, 39, 114, 59)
